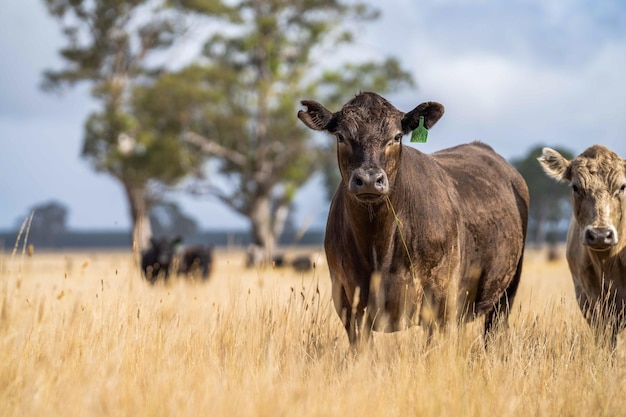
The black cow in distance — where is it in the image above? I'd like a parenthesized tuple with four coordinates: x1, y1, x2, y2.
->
(141, 236, 213, 284)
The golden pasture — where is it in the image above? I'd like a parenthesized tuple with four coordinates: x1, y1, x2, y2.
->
(1, 245, 625, 417)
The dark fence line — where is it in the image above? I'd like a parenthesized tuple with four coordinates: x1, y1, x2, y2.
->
(0, 229, 325, 251)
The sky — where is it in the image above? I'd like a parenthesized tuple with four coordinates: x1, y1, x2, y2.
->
(1, 0, 625, 232)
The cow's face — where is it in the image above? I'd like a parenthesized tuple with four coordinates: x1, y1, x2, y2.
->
(539, 145, 626, 252)
(298, 92, 444, 204)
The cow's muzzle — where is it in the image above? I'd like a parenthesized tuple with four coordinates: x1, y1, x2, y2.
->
(583, 226, 618, 251)
(348, 168, 389, 202)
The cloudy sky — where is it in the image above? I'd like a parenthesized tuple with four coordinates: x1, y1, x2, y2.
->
(1, 0, 625, 232)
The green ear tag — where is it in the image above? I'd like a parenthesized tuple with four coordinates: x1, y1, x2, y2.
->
(410, 116, 428, 143)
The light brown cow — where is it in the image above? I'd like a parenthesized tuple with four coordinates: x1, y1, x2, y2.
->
(298, 92, 529, 348)
(539, 145, 626, 348)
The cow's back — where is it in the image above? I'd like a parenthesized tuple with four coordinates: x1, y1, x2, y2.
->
(431, 142, 529, 313)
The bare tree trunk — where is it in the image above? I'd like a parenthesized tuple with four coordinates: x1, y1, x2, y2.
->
(122, 182, 152, 254)
(248, 196, 276, 267)
(272, 200, 290, 245)
(246, 195, 295, 267)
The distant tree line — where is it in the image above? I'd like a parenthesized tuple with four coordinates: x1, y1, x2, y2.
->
(0, 227, 325, 251)
(10, 199, 203, 248)
(510, 145, 574, 245)
(12, 200, 68, 247)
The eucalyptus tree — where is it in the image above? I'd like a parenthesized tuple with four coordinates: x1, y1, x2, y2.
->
(41, 0, 225, 250)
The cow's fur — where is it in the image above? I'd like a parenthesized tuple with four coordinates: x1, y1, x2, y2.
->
(298, 92, 529, 347)
(141, 236, 181, 284)
(177, 245, 214, 280)
(539, 145, 626, 348)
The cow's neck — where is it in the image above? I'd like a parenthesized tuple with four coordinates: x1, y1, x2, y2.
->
(344, 149, 446, 270)
(585, 243, 626, 280)
(343, 198, 396, 269)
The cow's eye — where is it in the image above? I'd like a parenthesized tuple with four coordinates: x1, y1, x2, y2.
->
(572, 184, 581, 195)
(619, 184, 626, 195)
(393, 133, 403, 143)
(336, 133, 345, 144)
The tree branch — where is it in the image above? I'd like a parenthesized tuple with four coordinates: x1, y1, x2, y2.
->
(185, 181, 247, 216)
(183, 131, 247, 167)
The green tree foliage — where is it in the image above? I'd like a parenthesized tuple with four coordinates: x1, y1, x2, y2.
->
(511, 145, 575, 244)
(41, 0, 218, 250)
(163, 0, 415, 262)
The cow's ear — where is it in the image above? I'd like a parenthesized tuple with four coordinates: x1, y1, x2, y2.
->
(538, 147, 572, 182)
(298, 100, 334, 131)
(401, 102, 445, 133)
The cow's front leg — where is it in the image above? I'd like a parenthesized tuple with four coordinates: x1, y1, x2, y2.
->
(332, 280, 372, 350)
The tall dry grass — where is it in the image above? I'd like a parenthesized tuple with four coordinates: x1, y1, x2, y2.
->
(0, 246, 624, 417)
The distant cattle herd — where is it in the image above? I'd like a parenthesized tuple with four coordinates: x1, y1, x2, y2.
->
(140, 236, 214, 284)
(140, 237, 315, 284)
(139, 92, 626, 351)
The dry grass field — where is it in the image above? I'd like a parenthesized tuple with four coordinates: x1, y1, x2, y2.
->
(1, 244, 625, 417)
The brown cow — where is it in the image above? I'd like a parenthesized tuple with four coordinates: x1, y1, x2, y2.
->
(298, 92, 529, 348)
(539, 145, 626, 348)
